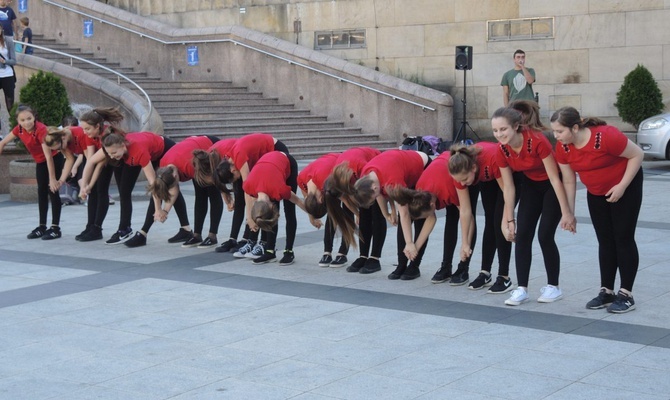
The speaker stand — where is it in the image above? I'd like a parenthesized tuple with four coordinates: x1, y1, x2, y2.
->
(453, 68, 481, 143)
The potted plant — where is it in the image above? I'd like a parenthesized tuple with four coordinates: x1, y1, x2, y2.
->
(614, 64, 663, 130)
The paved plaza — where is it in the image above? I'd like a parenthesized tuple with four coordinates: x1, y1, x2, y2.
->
(0, 159, 669, 399)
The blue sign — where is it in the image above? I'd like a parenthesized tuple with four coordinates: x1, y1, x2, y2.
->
(18, 0, 27, 13)
(187, 46, 199, 66)
(83, 20, 93, 38)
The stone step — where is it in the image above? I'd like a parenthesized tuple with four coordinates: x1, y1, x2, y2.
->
(167, 127, 363, 139)
(162, 115, 326, 126)
(151, 93, 267, 101)
(164, 121, 348, 135)
(123, 81, 238, 89)
(288, 141, 398, 159)
(153, 99, 284, 108)
(130, 87, 253, 95)
(161, 109, 313, 121)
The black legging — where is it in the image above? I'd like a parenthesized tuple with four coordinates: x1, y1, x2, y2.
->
(35, 153, 64, 226)
(397, 217, 428, 267)
(515, 176, 562, 287)
(113, 164, 141, 231)
(86, 162, 113, 229)
(358, 201, 386, 258)
(230, 178, 247, 240)
(193, 180, 223, 236)
(479, 180, 511, 276)
(324, 202, 351, 255)
(264, 153, 298, 252)
(440, 185, 479, 269)
(587, 169, 643, 292)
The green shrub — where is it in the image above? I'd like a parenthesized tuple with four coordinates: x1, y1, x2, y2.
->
(9, 71, 72, 129)
(614, 64, 664, 130)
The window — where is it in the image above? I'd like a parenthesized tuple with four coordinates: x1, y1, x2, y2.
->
(487, 17, 553, 41)
(315, 30, 366, 50)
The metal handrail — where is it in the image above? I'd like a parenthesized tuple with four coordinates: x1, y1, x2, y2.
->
(42, 0, 438, 111)
(19, 41, 153, 125)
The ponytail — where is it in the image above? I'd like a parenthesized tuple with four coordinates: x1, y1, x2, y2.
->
(448, 143, 480, 175)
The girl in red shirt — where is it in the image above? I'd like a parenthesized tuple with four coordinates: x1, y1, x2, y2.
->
(0, 105, 64, 239)
(551, 106, 643, 313)
(150, 136, 221, 249)
(493, 101, 575, 307)
(327, 147, 383, 272)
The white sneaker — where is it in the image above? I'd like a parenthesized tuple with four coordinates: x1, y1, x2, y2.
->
(233, 241, 254, 258)
(538, 285, 563, 303)
(245, 241, 265, 260)
(505, 287, 529, 306)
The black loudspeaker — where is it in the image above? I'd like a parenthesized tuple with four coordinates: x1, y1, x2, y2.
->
(455, 45, 473, 70)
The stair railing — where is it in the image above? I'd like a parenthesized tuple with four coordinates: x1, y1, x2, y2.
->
(42, 0, 437, 112)
(20, 41, 153, 125)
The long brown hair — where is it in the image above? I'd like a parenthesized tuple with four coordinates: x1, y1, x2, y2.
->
(448, 143, 480, 176)
(252, 199, 279, 232)
(326, 164, 359, 247)
(550, 106, 607, 129)
(149, 166, 177, 203)
(304, 192, 327, 219)
(79, 107, 124, 135)
(508, 100, 547, 131)
(43, 126, 70, 149)
(386, 185, 434, 219)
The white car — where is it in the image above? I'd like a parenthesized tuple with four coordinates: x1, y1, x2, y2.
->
(637, 113, 670, 159)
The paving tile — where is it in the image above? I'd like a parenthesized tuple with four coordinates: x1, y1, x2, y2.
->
(237, 359, 356, 392)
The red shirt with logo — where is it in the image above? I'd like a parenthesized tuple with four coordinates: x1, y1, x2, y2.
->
(361, 150, 425, 196)
(298, 153, 340, 191)
(66, 126, 91, 155)
(231, 133, 274, 170)
(243, 151, 292, 201)
(416, 152, 459, 209)
(160, 136, 214, 182)
(496, 128, 554, 181)
(335, 147, 381, 179)
(122, 132, 165, 168)
(13, 122, 55, 163)
(208, 138, 237, 159)
(555, 125, 629, 196)
(454, 141, 502, 190)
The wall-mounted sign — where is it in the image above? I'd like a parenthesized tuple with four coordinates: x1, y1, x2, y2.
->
(18, 0, 27, 13)
(83, 20, 94, 38)
(187, 46, 199, 66)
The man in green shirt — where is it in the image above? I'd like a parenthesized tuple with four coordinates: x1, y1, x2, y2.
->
(501, 49, 536, 106)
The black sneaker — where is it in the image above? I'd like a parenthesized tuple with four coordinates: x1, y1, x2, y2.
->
(168, 228, 193, 243)
(468, 272, 492, 290)
(42, 227, 62, 240)
(359, 258, 381, 274)
(346, 257, 367, 273)
(431, 263, 452, 284)
(318, 254, 333, 267)
(27, 225, 47, 239)
(387, 264, 407, 280)
(197, 237, 218, 249)
(106, 228, 133, 245)
(330, 255, 348, 268)
(182, 236, 203, 248)
(124, 232, 147, 248)
(279, 250, 295, 266)
(215, 239, 238, 253)
(607, 291, 636, 314)
(78, 226, 103, 242)
(449, 264, 469, 286)
(488, 276, 513, 294)
(75, 226, 92, 241)
(586, 289, 618, 310)
(253, 250, 277, 265)
(400, 264, 420, 280)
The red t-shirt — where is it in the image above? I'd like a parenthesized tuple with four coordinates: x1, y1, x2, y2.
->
(160, 136, 214, 182)
(243, 151, 292, 201)
(361, 150, 425, 196)
(66, 126, 91, 155)
(122, 132, 165, 167)
(83, 124, 108, 151)
(335, 147, 381, 179)
(13, 122, 55, 163)
(555, 125, 629, 196)
(454, 141, 502, 190)
(496, 129, 554, 181)
(297, 153, 340, 191)
(208, 138, 237, 159)
(231, 133, 274, 170)
(416, 153, 459, 209)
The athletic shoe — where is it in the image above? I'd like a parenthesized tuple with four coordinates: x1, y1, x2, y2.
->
(431, 264, 452, 284)
(42, 227, 62, 240)
(449, 264, 469, 286)
(27, 225, 47, 239)
(318, 254, 333, 267)
(75, 226, 92, 241)
(215, 239, 238, 253)
(468, 272, 492, 290)
(253, 250, 277, 264)
(537, 285, 563, 303)
(387, 264, 406, 280)
(586, 289, 618, 310)
(182, 236, 203, 248)
(279, 250, 295, 266)
(168, 228, 193, 243)
(505, 287, 529, 306)
(330, 255, 348, 268)
(233, 241, 254, 258)
(359, 258, 381, 274)
(108, 195, 115, 205)
(124, 232, 147, 248)
(400, 264, 420, 280)
(197, 237, 218, 249)
(346, 257, 367, 273)
(607, 291, 636, 314)
(78, 226, 103, 242)
(106, 227, 133, 245)
(245, 241, 265, 260)
(488, 276, 513, 294)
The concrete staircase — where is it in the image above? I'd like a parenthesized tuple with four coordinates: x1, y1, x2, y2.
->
(31, 35, 397, 159)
